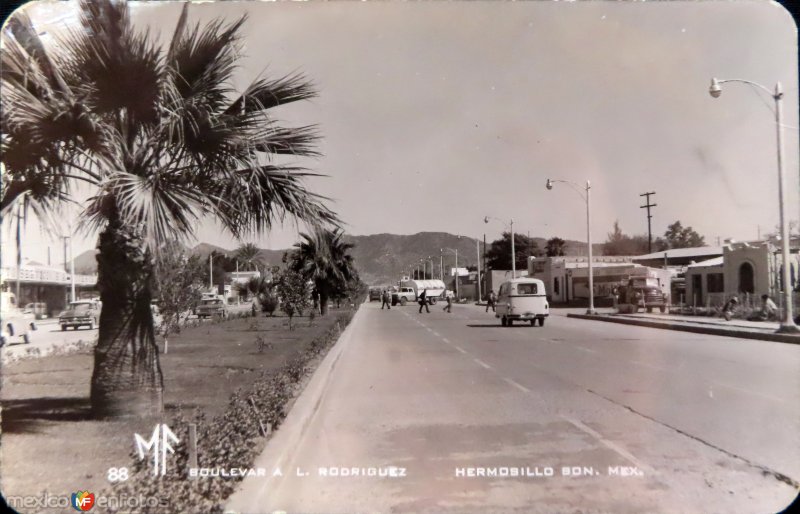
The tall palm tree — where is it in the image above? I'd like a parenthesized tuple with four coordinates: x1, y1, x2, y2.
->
(235, 242, 264, 272)
(291, 228, 355, 316)
(1, 1, 337, 418)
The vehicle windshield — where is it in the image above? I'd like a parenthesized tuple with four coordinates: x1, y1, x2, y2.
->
(70, 303, 92, 313)
(202, 299, 221, 306)
(516, 283, 538, 295)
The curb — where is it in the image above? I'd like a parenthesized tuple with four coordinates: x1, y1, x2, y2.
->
(224, 305, 365, 513)
(567, 314, 800, 345)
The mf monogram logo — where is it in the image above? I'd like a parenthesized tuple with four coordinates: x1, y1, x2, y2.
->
(134, 424, 180, 476)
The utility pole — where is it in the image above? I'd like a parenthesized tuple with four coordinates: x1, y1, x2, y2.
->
(640, 192, 656, 253)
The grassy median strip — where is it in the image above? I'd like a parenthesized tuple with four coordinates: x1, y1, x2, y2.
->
(1, 307, 357, 512)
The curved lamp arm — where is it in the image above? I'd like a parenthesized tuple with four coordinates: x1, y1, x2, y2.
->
(545, 178, 587, 200)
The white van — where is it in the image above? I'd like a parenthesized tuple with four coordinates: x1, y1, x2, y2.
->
(496, 278, 549, 327)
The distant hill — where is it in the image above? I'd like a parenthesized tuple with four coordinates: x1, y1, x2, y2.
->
(71, 232, 601, 284)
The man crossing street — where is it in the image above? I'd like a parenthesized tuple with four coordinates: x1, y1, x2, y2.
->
(418, 289, 430, 313)
(381, 289, 391, 310)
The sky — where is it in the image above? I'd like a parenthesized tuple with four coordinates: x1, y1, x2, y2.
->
(3, 0, 799, 268)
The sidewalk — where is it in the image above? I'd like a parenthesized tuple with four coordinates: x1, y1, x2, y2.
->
(567, 311, 800, 344)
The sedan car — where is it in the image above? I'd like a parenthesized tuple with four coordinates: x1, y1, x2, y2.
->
(59, 300, 101, 330)
(195, 298, 228, 319)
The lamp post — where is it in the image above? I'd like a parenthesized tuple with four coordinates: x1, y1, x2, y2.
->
(485, 216, 515, 278)
(440, 249, 444, 280)
(709, 77, 798, 333)
(443, 248, 459, 299)
(546, 178, 595, 315)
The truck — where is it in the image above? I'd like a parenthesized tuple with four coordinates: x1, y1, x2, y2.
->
(392, 279, 447, 306)
(615, 276, 669, 314)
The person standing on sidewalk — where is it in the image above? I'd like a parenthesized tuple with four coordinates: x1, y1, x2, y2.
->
(381, 289, 391, 310)
(418, 289, 430, 313)
(443, 294, 452, 313)
(486, 291, 497, 313)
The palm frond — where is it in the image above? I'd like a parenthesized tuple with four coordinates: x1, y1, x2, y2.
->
(253, 125, 321, 157)
(225, 72, 317, 115)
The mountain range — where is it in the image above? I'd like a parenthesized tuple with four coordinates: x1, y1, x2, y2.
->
(71, 232, 599, 285)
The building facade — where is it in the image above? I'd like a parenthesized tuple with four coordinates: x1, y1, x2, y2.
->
(685, 242, 800, 309)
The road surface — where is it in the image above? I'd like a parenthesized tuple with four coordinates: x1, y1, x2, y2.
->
(227, 302, 799, 513)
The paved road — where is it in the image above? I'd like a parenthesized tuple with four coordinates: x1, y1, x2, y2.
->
(227, 303, 799, 513)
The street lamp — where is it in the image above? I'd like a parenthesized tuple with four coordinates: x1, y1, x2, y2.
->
(443, 248, 459, 299)
(709, 77, 798, 333)
(485, 216, 515, 278)
(546, 178, 595, 315)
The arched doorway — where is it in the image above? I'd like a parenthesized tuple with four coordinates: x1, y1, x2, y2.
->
(738, 262, 755, 294)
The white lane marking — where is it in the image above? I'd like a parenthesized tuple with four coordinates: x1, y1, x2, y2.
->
(575, 346, 597, 354)
(709, 381, 786, 404)
(432, 331, 441, 337)
(453, 346, 467, 354)
(473, 358, 492, 370)
(442, 337, 450, 343)
(561, 415, 650, 472)
(504, 377, 531, 393)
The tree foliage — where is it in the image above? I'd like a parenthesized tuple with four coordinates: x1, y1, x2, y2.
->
(662, 221, 705, 249)
(290, 228, 356, 315)
(545, 237, 566, 257)
(485, 232, 541, 270)
(234, 243, 264, 271)
(276, 269, 309, 330)
(154, 246, 205, 338)
(603, 221, 655, 256)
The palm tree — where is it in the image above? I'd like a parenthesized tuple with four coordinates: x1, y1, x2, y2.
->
(1, 1, 337, 418)
(235, 242, 264, 272)
(291, 228, 355, 316)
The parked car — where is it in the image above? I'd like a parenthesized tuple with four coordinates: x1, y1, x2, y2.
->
(369, 287, 383, 302)
(1, 292, 36, 346)
(59, 300, 101, 330)
(196, 297, 228, 319)
(496, 278, 549, 327)
(23, 302, 48, 319)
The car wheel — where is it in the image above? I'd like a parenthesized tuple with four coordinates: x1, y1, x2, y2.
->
(659, 306, 666, 313)
(61, 325, 66, 331)
(507, 318, 513, 327)
(501, 316, 507, 326)
(89, 318, 96, 330)
(646, 307, 653, 313)
(539, 317, 545, 327)
(430, 298, 437, 305)
(400, 297, 407, 306)
(530, 319, 536, 327)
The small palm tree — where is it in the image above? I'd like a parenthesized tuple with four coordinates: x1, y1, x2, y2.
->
(1, 0, 337, 417)
(235, 242, 264, 272)
(291, 228, 355, 316)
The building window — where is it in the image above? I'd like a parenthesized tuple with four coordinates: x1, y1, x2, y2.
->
(554, 277, 560, 295)
(738, 262, 755, 294)
(707, 273, 724, 293)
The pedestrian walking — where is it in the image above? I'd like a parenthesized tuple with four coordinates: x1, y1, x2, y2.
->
(381, 289, 391, 310)
(443, 295, 452, 313)
(486, 291, 497, 313)
(418, 289, 430, 313)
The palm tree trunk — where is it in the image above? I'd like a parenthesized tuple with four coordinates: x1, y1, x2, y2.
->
(90, 219, 164, 418)
(319, 290, 329, 316)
